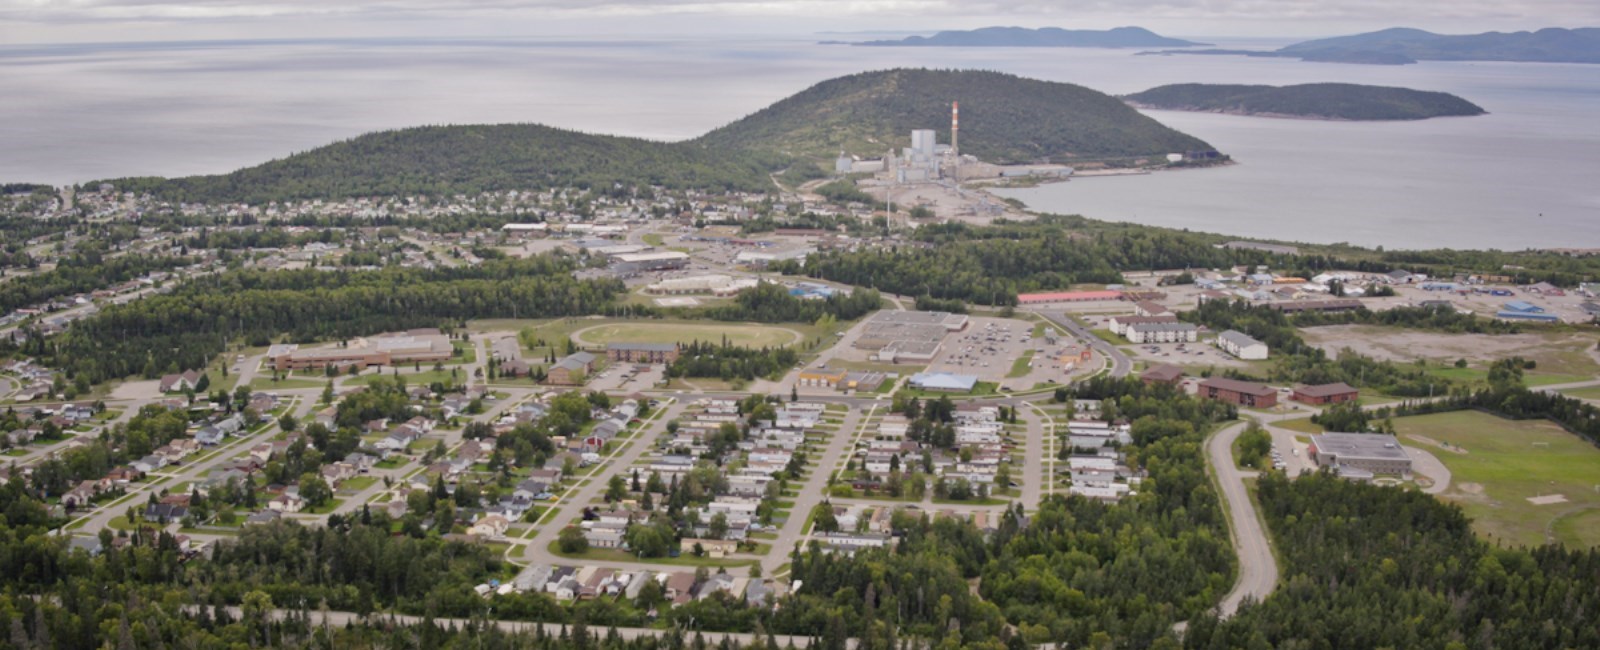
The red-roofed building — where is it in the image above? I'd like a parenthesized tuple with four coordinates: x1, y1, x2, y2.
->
(1292, 383, 1359, 405)
(1017, 290, 1123, 304)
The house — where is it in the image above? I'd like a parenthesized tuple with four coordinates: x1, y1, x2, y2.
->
(1215, 330, 1269, 360)
(547, 351, 597, 386)
(681, 538, 739, 558)
(1292, 382, 1359, 405)
(194, 426, 225, 446)
(663, 571, 698, 605)
(67, 536, 104, 557)
(144, 502, 189, 523)
(159, 369, 203, 393)
(268, 493, 305, 513)
(1139, 364, 1184, 386)
(584, 524, 626, 549)
(62, 480, 102, 509)
(470, 514, 511, 538)
(245, 510, 282, 526)
(1198, 377, 1278, 408)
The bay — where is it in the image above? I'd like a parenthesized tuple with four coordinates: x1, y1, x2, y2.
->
(2, 35, 1596, 249)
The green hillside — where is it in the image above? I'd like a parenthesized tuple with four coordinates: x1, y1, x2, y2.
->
(694, 69, 1218, 164)
(1125, 83, 1486, 121)
(91, 123, 786, 204)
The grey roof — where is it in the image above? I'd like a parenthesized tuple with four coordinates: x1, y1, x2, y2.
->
(1217, 330, 1264, 348)
(553, 351, 597, 371)
(1311, 433, 1411, 462)
(1128, 322, 1198, 333)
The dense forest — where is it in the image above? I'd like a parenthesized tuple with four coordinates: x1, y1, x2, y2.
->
(1185, 473, 1600, 649)
(14, 257, 626, 384)
(665, 341, 800, 382)
(1124, 83, 1486, 121)
(701, 281, 881, 323)
(0, 251, 190, 313)
(88, 123, 786, 203)
(694, 69, 1218, 164)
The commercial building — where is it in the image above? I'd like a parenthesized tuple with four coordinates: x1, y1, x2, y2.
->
(798, 368, 886, 392)
(1016, 290, 1123, 305)
(1292, 382, 1359, 405)
(1308, 432, 1413, 479)
(1125, 322, 1199, 344)
(1133, 301, 1171, 317)
(644, 274, 758, 296)
(268, 329, 454, 371)
(908, 372, 978, 393)
(612, 251, 690, 273)
(1215, 330, 1268, 360)
(547, 352, 597, 386)
(606, 343, 679, 364)
(1199, 377, 1278, 408)
(854, 311, 966, 364)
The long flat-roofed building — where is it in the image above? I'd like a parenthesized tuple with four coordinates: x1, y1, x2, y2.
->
(1293, 382, 1359, 405)
(1308, 432, 1412, 479)
(612, 251, 690, 273)
(269, 329, 453, 371)
(1198, 377, 1278, 408)
(606, 343, 679, 364)
(1215, 330, 1268, 360)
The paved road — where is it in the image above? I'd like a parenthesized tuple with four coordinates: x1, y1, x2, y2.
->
(198, 607, 831, 647)
(1034, 310, 1132, 379)
(760, 404, 874, 575)
(1206, 421, 1278, 618)
(517, 400, 688, 572)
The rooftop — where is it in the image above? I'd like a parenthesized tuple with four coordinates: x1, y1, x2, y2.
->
(1295, 382, 1357, 398)
(1199, 377, 1275, 397)
(1311, 432, 1411, 462)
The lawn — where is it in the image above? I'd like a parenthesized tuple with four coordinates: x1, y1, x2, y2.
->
(1392, 410, 1600, 548)
(574, 322, 800, 348)
(899, 381, 1000, 399)
(249, 377, 329, 391)
(352, 369, 465, 387)
(1561, 386, 1600, 400)
(1007, 350, 1036, 379)
(641, 233, 665, 247)
(1273, 417, 1324, 435)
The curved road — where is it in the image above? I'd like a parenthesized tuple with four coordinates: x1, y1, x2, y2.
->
(1206, 421, 1278, 618)
(1035, 310, 1132, 379)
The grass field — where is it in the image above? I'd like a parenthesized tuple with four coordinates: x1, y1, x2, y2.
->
(1561, 386, 1600, 400)
(1007, 350, 1036, 378)
(574, 322, 800, 348)
(1392, 410, 1600, 548)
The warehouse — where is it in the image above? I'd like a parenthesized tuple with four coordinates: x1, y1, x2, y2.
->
(1308, 432, 1413, 479)
(268, 329, 454, 371)
(908, 372, 978, 393)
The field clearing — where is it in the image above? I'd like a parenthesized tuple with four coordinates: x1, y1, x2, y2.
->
(1392, 410, 1600, 548)
(575, 322, 800, 348)
(1303, 325, 1600, 381)
(1558, 385, 1600, 400)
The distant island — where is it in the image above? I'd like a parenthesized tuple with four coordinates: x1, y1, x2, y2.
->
(1124, 83, 1487, 121)
(1142, 26, 1600, 65)
(835, 26, 1208, 48)
(92, 69, 1219, 203)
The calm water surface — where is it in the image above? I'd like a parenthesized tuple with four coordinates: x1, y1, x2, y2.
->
(3, 36, 1596, 249)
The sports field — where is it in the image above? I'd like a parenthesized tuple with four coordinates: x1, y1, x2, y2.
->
(1392, 410, 1600, 548)
(573, 322, 801, 348)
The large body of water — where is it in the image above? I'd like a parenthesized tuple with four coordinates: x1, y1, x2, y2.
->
(3, 35, 1597, 250)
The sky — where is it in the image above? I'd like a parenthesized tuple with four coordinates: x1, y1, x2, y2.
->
(0, 0, 1596, 44)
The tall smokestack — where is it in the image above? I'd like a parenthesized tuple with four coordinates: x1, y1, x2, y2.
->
(951, 101, 959, 156)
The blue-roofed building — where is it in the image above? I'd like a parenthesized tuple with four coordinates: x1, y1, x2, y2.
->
(909, 372, 978, 393)
(1502, 300, 1544, 313)
(1497, 311, 1559, 322)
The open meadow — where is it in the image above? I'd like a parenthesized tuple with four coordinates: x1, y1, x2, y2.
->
(1391, 410, 1600, 548)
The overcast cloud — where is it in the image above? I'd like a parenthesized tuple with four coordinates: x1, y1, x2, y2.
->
(2, 0, 1595, 43)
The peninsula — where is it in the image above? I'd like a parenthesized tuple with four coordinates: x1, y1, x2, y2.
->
(1142, 26, 1600, 65)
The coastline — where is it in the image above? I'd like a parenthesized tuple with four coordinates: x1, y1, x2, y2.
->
(1128, 102, 1486, 122)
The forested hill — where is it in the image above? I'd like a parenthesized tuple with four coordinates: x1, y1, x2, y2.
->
(694, 69, 1217, 164)
(1124, 83, 1487, 121)
(848, 26, 1207, 48)
(89, 123, 787, 204)
(1280, 26, 1600, 64)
